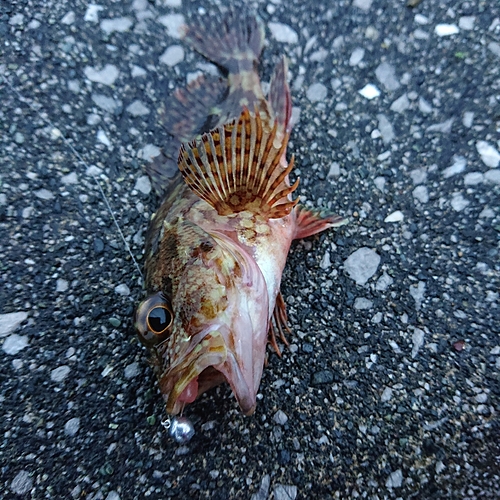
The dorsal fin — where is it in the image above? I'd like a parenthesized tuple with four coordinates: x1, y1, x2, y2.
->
(177, 108, 299, 219)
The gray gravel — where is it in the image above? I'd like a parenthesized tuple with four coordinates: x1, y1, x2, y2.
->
(1, 0, 499, 499)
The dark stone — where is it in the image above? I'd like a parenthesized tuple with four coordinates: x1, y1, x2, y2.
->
(94, 237, 105, 254)
(311, 370, 334, 386)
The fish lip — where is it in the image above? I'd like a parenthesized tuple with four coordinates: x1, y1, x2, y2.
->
(162, 330, 227, 415)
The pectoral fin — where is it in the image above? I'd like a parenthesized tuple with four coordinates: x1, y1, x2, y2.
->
(294, 205, 348, 240)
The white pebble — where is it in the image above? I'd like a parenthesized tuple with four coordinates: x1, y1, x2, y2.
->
(476, 141, 500, 168)
(435, 24, 459, 37)
(358, 84, 380, 100)
(0, 311, 28, 337)
(418, 97, 432, 114)
(126, 100, 150, 116)
(354, 298, 373, 310)
(64, 417, 81, 436)
(100, 17, 133, 35)
(273, 410, 288, 425)
(134, 175, 152, 195)
(377, 114, 395, 144)
(22, 206, 34, 219)
(458, 16, 475, 30)
(84, 65, 120, 86)
(51, 365, 71, 382)
(61, 172, 78, 185)
(159, 45, 185, 66)
(124, 362, 140, 379)
(375, 272, 393, 291)
(426, 118, 454, 134)
(411, 328, 425, 358)
(131, 65, 147, 77)
(384, 210, 404, 223)
(84, 4, 104, 23)
(2, 334, 29, 355)
(56, 279, 69, 292)
(374, 176, 385, 192)
(157, 14, 185, 39)
(114, 284, 130, 296)
(381, 387, 393, 402)
(327, 162, 340, 178)
(11, 470, 33, 495)
(274, 485, 298, 500)
(464, 172, 484, 185)
(9, 14, 24, 25)
(319, 250, 331, 270)
(268, 22, 298, 44)
(344, 247, 380, 286)
(375, 62, 400, 91)
(414, 14, 429, 25)
(92, 93, 122, 113)
(306, 83, 327, 102)
(410, 281, 425, 309)
(61, 11, 75, 25)
(390, 93, 410, 113)
(353, 0, 373, 11)
(105, 492, 121, 500)
(386, 469, 403, 488)
(443, 156, 467, 178)
(35, 189, 54, 200)
(485, 169, 500, 185)
(462, 111, 474, 128)
(488, 42, 500, 58)
(410, 168, 427, 184)
(451, 193, 469, 212)
(349, 47, 365, 66)
(97, 130, 111, 147)
(475, 393, 488, 403)
(413, 185, 429, 203)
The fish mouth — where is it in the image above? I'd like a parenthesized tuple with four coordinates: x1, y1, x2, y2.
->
(160, 329, 259, 416)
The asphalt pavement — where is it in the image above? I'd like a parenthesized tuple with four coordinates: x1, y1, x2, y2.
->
(1, 0, 499, 498)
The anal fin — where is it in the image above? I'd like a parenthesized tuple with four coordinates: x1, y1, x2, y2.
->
(150, 74, 227, 195)
(294, 205, 348, 240)
(268, 291, 291, 357)
(159, 74, 227, 142)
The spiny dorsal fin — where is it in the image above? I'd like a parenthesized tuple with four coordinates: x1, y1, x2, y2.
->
(178, 108, 299, 219)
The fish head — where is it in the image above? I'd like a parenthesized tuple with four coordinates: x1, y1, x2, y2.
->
(136, 231, 269, 416)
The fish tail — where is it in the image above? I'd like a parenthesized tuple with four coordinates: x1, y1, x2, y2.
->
(184, 8, 265, 74)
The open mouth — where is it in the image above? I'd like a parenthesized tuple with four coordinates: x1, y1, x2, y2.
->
(160, 330, 258, 415)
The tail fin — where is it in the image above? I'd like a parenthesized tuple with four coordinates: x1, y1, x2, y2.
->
(184, 8, 265, 73)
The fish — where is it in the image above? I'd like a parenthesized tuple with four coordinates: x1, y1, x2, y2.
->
(134, 8, 347, 418)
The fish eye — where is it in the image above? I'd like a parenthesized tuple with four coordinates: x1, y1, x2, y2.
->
(135, 293, 174, 347)
(147, 305, 173, 334)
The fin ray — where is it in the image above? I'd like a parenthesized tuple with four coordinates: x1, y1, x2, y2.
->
(178, 109, 298, 219)
(294, 206, 348, 239)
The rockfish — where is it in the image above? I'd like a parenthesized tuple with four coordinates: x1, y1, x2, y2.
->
(135, 9, 346, 417)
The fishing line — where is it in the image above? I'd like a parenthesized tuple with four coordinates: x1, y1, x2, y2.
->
(3, 75, 196, 443)
(2, 75, 144, 280)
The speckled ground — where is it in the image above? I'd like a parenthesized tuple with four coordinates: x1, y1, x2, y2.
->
(1, 0, 499, 499)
